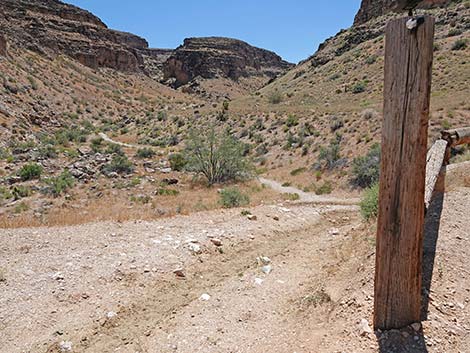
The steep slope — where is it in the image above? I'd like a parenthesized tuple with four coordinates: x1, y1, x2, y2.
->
(229, 2, 469, 188)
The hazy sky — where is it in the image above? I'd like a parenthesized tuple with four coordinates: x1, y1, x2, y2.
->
(64, 0, 361, 63)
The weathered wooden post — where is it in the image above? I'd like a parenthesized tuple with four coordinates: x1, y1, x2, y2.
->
(374, 15, 435, 330)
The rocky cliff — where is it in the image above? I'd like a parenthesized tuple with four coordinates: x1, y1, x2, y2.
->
(162, 37, 293, 88)
(354, 0, 453, 25)
(0, 0, 148, 71)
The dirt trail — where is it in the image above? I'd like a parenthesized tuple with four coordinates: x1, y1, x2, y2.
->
(259, 177, 361, 205)
(98, 132, 139, 148)
(1, 172, 469, 353)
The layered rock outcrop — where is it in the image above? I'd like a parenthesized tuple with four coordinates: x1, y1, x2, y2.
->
(0, 0, 147, 71)
(162, 37, 293, 88)
(354, 0, 453, 25)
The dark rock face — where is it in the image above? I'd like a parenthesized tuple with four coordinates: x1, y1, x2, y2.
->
(0, 35, 7, 56)
(354, 0, 453, 25)
(0, 0, 147, 71)
(162, 37, 293, 88)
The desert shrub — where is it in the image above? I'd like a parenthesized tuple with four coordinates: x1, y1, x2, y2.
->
(352, 81, 367, 94)
(351, 143, 381, 188)
(285, 114, 299, 128)
(185, 127, 252, 185)
(43, 170, 75, 197)
(330, 117, 344, 132)
(219, 187, 250, 208)
(103, 155, 134, 175)
(360, 182, 379, 220)
(452, 39, 468, 51)
(361, 109, 379, 120)
(12, 185, 31, 200)
(448, 28, 463, 37)
(282, 192, 300, 201)
(318, 137, 342, 170)
(135, 147, 155, 159)
(156, 188, 180, 196)
(105, 143, 124, 155)
(290, 167, 306, 176)
(18, 163, 43, 181)
(365, 55, 377, 65)
(37, 145, 57, 159)
(315, 181, 332, 195)
(90, 137, 104, 152)
(268, 90, 283, 104)
(169, 153, 187, 171)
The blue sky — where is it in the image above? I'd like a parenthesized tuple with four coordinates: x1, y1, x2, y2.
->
(64, 1, 361, 63)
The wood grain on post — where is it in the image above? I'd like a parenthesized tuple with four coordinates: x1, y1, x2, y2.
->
(374, 16, 435, 330)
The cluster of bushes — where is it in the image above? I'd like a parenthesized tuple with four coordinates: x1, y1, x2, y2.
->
(43, 170, 75, 197)
(351, 143, 381, 188)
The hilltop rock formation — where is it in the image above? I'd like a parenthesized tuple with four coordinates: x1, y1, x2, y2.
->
(354, 0, 453, 25)
(0, 0, 147, 71)
(162, 37, 293, 88)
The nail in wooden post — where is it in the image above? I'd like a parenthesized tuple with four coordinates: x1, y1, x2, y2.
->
(374, 16, 435, 330)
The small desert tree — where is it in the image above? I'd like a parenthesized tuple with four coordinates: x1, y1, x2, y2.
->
(185, 127, 252, 185)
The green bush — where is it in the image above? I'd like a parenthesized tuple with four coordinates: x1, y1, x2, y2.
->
(135, 147, 155, 159)
(105, 143, 124, 155)
(352, 81, 367, 94)
(219, 187, 250, 208)
(169, 153, 187, 171)
(351, 143, 381, 188)
(43, 170, 75, 197)
(315, 181, 332, 195)
(103, 155, 134, 175)
(285, 114, 299, 128)
(185, 127, 252, 185)
(318, 137, 341, 170)
(360, 182, 379, 221)
(452, 39, 468, 51)
(268, 90, 283, 104)
(90, 137, 104, 153)
(156, 188, 180, 196)
(19, 163, 43, 181)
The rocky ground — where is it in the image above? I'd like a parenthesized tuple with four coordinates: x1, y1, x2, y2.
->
(1, 164, 469, 353)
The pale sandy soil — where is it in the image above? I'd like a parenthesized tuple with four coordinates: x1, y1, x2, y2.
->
(0, 171, 469, 353)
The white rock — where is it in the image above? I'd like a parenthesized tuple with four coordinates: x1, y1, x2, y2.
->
(359, 319, 373, 336)
(254, 278, 264, 285)
(261, 265, 272, 274)
(200, 293, 211, 301)
(59, 341, 72, 352)
(329, 228, 340, 236)
(106, 311, 117, 319)
(257, 256, 271, 265)
(188, 243, 202, 254)
(52, 272, 64, 281)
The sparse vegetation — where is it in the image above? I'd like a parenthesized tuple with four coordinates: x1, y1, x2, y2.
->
(103, 155, 134, 175)
(169, 153, 187, 171)
(452, 38, 468, 51)
(219, 187, 250, 208)
(267, 90, 283, 104)
(135, 147, 155, 159)
(351, 143, 381, 188)
(360, 182, 379, 221)
(43, 170, 75, 197)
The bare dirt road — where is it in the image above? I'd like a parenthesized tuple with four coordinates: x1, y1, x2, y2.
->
(1, 183, 469, 353)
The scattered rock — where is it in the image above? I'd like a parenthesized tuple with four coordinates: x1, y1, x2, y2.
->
(200, 293, 211, 301)
(358, 318, 373, 336)
(188, 243, 202, 254)
(254, 278, 264, 285)
(173, 269, 186, 278)
(106, 311, 117, 319)
(247, 214, 257, 221)
(261, 265, 272, 274)
(257, 256, 271, 266)
(59, 341, 72, 352)
(411, 322, 421, 332)
(210, 238, 223, 247)
(329, 228, 340, 236)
